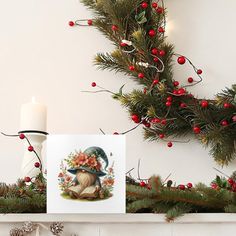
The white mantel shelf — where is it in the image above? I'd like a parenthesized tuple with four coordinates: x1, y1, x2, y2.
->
(0, 214, 236, 224)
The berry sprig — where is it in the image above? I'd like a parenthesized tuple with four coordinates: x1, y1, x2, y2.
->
(1, 132, 43, 183)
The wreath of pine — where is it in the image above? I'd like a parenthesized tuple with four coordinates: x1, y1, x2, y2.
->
(70, 0, 236, 165)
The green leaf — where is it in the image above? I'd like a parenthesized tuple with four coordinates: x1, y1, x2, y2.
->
(135, 11, 147, 24)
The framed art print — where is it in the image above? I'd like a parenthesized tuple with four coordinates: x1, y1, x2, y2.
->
(47, 135, 126, 213)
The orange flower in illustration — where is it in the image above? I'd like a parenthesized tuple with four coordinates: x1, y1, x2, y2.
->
(87, 156, 98, 168)
(74, 152, 88, 166)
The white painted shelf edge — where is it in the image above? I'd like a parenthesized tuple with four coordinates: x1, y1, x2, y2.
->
(0, 214, 236, 223)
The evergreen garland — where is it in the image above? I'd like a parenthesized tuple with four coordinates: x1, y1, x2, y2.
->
(126, 172, 236, 221)
(76, 0, 236, 165)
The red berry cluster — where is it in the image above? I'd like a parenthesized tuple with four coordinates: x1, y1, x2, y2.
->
(139, 181, 151, 190)
(178, 182, 193, 190)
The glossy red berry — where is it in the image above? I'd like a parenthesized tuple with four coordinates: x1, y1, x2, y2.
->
(197, 69, 203, 75)
(228, 178, 234, 185)
(201, 100, 209, 108)
(144, 122, 151, 128)
(24, 176, 31, 183)
(167, 142, 173, 147)
(193, 126, 201, 134)
(158, 27, 165, 33)
(159, 133, 165, 139)
(138, 73, 144, 79)
(180, 103, 187, 108)
(120, 42, 127, 47)
(167, 96, 172, 102)
(28, 146, 34, 152)
(140, 181, 146, 187)
(221, 120, 229, 126)
(166, 101, 172, 107)
(151, 118, 161, 123)
(111, 25, 118, 31)
(129, 65, 135, 71)
(156, 7, 164, 14)
(179, 184, 185, 190)
(159, 50, 166, 56)
(113, 132, 119, 135)
(87, 19, 93, 26)
(187, 183, 193, 189)
(153, 57, 159, 62)
(153, 79, 159, 85)
(188, 77, 194, 83)
(151, 48, 158, 55)
(177, 56, 186, 65)
(91, 82, 96, 87)
(68, 21, 75, 27)
(19, 133, 25, 139)
(34, 162, 40, 168)
(148, 29, 156, 37)
(141, 2, 148, 8)
(131, 114, 140, 123)
(211, 183, 218, 189)
(224, 103, 231, 108)
(152, 2, 158, 8)
(177, 88, 186, 95)
(173, 81, 179, 87)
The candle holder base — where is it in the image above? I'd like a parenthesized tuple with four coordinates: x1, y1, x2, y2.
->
(19, 131, 47, 179)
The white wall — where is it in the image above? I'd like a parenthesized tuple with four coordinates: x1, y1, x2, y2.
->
(0, 0, 236, 234)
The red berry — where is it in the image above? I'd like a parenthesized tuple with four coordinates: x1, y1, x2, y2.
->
(148, 29, 156, 37)
(232, 115, 236, 122)
(197, 69, 203, 75)
(144, 122, 151, 128)
(177, 56, 186, 65)
(120, 42, 127, 47)
(28, 146, 34, 152)
(131, 114, 140, 123)
(166, 101, 172, 107)
(111, 25, 118, 31)
(153, 57, 159, 62)
(224, 103, 231, 108)
(140, 181, 146, 187)
(159, 133, 165, 139)
(228, 178, 234, 185)
(158, 27, 165, 33)
(143, 88, 147, 94)
(153, 79, 159, 85)
(193, 126, 201, 134)
(180, 103, 187, 108)
(141, 2, 148, 8)
(187, 183, 193, 189)
(173, 81, 179, 87)
(161, 119, 167, 125)
(156, 7, 164, 14)
(129, 65, 135, 71)
(113, 132, 119, 135)
(151, 118, 161, 123)
(91, 82, 96, 87)
(68, 21, 75, 27)
(173, 90, 178, 95)
(188, 77, 194, 83)
(201, 100, 209, 108)
(177, 88, 186, 95)
(167, 142, 173, 147)
(138, 73, 144, 79)
(24, 176, 31, 183)
(151, 48, 158, 55)
(34, 162, 40, 168)
(179, 184, 185, 190)
(159, 50, 166, 56)
(167, 96, 172, 102)
(19, 133, 25, 139)
(87, 19, 93, 26)
(152, 2, 158, 8)
(221, 120, 228, 126)
(211, 183, 218, 189)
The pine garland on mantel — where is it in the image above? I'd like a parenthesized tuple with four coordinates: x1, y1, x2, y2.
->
(72, 0, 236, 165)
(126, 171, 236, 221)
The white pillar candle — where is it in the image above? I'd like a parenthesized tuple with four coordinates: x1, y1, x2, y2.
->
(20, 97, 47, 132)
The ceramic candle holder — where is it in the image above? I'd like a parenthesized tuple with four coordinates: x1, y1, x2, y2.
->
(19, 131, 47, 178)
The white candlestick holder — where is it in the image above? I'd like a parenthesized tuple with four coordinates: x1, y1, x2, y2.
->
(19, 130, 48, 178)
